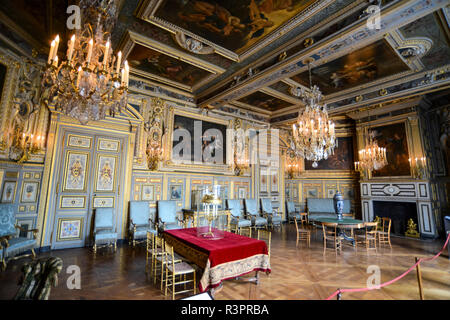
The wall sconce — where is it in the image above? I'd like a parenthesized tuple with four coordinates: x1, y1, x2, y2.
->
(286, 163, 299, 179)
(146, 144, 164, 171)
(409, 157, 427, 179)
(234, 154, 249, 176)
(0, 128, 44, 164)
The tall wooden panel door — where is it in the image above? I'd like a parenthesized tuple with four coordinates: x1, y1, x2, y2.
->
(50, 129, 127, 249)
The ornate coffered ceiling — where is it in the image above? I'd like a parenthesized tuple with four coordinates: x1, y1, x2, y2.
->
(0, 0, 448, 124)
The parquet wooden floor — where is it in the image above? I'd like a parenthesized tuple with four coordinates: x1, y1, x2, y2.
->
(0, 224, 448, 300)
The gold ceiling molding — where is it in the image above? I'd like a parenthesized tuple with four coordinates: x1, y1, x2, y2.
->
(135, 0, 335, 62)
(118, 30, 225, 92)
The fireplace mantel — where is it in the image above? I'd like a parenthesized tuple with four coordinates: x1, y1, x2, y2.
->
(361, 180, 437, 238)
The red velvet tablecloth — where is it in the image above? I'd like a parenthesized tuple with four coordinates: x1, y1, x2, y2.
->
(163, 228, 271, 292)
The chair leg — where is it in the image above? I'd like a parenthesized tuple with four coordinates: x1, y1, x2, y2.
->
(31, 248, 36, 259)
(93, 244, 97, 254)
(172, 273, 175, 300)
(193, 271, 196, 295)
(165, 268, 168, 297)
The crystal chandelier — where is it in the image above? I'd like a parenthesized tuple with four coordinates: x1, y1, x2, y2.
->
(41, 0, 128, 125)
(290, 60, 337, 168)
(354, 110, 387, 173)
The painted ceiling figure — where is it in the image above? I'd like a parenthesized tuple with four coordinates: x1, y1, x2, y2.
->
(247, 0, 274, 39)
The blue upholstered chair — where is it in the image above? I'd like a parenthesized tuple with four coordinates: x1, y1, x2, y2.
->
(0, 204, 37, 270)
(286, 201, 302, 223)
(244, 199, 268, 229)
(226, 199, 251, 233)
(93, 208, 117, 253)
(129, 201, 157, 247)
(157, 200, 183, 233)
(260, 198, 283, 229)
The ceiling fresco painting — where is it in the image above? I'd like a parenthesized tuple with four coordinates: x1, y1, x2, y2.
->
(291, 39, 410, 95)
(127, 43, 212, 87)
(237, 90, 294, 111)
(154, 0, 317, 53)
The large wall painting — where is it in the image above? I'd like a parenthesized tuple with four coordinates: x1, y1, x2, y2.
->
(172, 114, 228, 165)
(291, 39, 409, 95)
(127, 44, 211, 87)
(155, 0, 317, 53)
(371, 122, 410, 177)
(305, 136, 354, 170)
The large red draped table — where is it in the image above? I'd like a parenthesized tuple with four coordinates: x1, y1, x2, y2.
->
(163, 228, 271, 292)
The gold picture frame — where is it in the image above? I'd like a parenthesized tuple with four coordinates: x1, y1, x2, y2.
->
(62, 151, 90, 192)
(20, 181, 39, 203)
(57, 217, 84, 242)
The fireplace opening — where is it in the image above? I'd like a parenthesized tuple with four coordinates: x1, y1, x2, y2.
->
(372, 201, 418, 236)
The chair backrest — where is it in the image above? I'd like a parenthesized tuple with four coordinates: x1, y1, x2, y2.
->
(322, 222, 338, 237)
(244, 199, 259, 216)
(226, 199, 243, 218)
(129, 201, 151, 226)
(94, 208, 114, 231)
(157, 200, 177, 224)
(260, 198, 273, 214)
(257, 229, 271, 259)
(294, 217, 306, 231)
(365, 222, 378, 235)
(286, 201, 295, 215)
(0, 204, 16, 237)
(381, 217, 391, 233)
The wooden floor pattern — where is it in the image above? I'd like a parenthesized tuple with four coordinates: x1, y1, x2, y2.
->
(0, 224, 449, 300)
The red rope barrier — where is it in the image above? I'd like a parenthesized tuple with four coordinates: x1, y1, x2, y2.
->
(325, 233, 450, 300)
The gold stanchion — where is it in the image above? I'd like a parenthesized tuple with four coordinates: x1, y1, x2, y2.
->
(415, 257, 425, 300)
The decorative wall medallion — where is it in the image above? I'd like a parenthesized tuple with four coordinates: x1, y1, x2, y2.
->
(174, 32, 215, 55)
(383, 185, 400, 195)
(95, 155, 117, 192)
(60, 196, 86, 209)
(20, 181, 39, 203)
(97, 138, 120, 152)
(57, 218, 83, 241)
(63, 152, 89, 191)
(67, 134, 92, 149)
(1, 181, 16, 203)
(141, 185, 155, 201)
(93, 196, 114, 208)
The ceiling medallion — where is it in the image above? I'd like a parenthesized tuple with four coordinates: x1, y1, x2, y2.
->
(41, 0, 128, 125)
(290, 59, 337, 168)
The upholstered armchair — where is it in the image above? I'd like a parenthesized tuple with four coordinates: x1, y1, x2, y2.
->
(93, 208, 117, 253)
(226, 199, 251, 233)
(286, 201, 302, 223)
(157, 200, 183, 233)
(244, 199, 268, 229)
(0, 204, 38, 271)
(260, 198, 282, 229)
(129, 201, 157, 247)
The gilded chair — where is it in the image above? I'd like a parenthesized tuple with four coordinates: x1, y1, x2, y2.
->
(286, 201, 302, 223)
(129, 201, 157, 247)
(164, 242, 197, 299)
(0, 204, 38, 270)
(294, 217, 310, 247)
(157, 200, 183, 233)
(13, 257, 63, 300)
(226, 199, 251, 235)
(257, 229, 271, 261)
(260, 198, 283, 230)
(244, 199, 268, 230)
(93, 208, 117, 253)
(378, 217, 392, 248)
(356, 222, 378, 252)
(151, 234, 182, 291)
(321, 222, 341, 254)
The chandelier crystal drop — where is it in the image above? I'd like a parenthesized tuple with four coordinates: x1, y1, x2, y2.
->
(41, 0, 128, 125)
(290, 61, 337, 168)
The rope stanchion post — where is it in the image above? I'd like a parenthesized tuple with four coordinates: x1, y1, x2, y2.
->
(415, 257, 425, 300)
(336, 289, 342, 300)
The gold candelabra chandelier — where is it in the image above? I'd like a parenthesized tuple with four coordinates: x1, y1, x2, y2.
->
(41, 0, 128, 125)
(290, 60, 337, 168)
(354, 110, 387, 174)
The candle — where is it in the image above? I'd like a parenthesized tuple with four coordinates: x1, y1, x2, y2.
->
(86, 38, 93, 65)
(53, 55, 58, 67)
(53, 35, 60, 61)
(48, 40, 55, 64)
(124, 60, 129, 86)
(116, 51, 122, 74)
(121, 68, 125, 86)
(76, 66, 82, 88)
(68, 35, 75, 62)
(104, 40, 110, 68)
